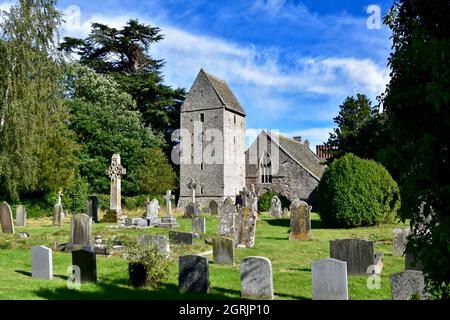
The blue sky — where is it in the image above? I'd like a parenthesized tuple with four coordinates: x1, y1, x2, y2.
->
(2, 0, 395, 151)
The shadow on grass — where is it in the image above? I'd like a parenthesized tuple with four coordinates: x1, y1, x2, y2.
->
(15, 270, 32, 277)
(34, 279, 239, 300)
(264, 218, 327, 229)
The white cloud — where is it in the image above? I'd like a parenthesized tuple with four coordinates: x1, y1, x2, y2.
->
(281, 127, 334, 152)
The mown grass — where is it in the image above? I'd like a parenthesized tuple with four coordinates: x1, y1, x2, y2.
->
(0, 208, 408, 300)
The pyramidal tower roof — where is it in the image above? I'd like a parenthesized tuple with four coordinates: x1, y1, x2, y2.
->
(199, 69, 246, 116)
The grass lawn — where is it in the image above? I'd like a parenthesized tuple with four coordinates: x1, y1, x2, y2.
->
(0, 209, 408, 300)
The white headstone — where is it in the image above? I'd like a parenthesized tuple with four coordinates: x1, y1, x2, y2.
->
(31, 246, 53, 280)
(16, 205, 26, 227)
(312, 258, 348, 300)
(240, 256, 274, 300)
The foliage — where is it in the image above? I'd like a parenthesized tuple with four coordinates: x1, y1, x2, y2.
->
(59, 20, 186, 148)
(122, 238, 173, 288)
(135, 148, 177, 195)
(381, 0, 450, 299)
(62, 175, 91, 214)
(327, 94, 388, 163)
(64, 64, 165, 195)
(258, 191, 290, 212)
(0, 0, 79, 201)
(317, 154, 400, 228)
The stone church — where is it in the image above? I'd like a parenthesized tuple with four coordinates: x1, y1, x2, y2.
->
(178, 69, 326, 208)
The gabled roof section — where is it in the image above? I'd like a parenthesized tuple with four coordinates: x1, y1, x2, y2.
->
(263, 130, 327, 180)
(201, 69, 246, 116)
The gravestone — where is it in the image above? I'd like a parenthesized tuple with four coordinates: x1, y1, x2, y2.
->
(311, 258, 348, 300)
(179, 255, 209, 293)
(392, 227, 411, 256)
(240, 256, 274, 300)
(87, 196, 99, 223)
(159, 190, 179, 228)
(289, 199, 311, 240)
(192, 217, 206, 236)
(137, 234, 170, 255)
(0, 201, 14, 234)
(217, 197, 236, 238)
(131, 217, 149, 227)
(213, 237, 235, 265)
(169, 231, 194, 245)
(146, 198, 160, 226)
(236, 206, 257, 247)
(282, 208, 290, 217)
(31, 246, 53, 280)
(390, 270, 428, 300)
(104, 154, 126, 222)
(184, 202, 200, 219)
(68, 214, 92, 252)
(72, 248, 97, 283)
(16, 205, 26, 227)
(405, 250, 423, 271)
(330, 239, 375, 275)
(52, 204, 64, 227)
(209, 200, 218, 216)
(269, 196, 282, 218)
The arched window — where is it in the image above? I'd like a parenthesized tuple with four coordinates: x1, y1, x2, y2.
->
(260, 151, 272, 184)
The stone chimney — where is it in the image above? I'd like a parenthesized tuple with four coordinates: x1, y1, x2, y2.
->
(304, 140, 310, 148)
(293, 136, 302, 142)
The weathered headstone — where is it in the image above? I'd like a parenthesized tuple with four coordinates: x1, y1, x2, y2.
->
(311, 258, 348, 300)
(213, 237, 235, 265)
(240, 256, 274, 300)
(405, 250, 423, 271)
(0, 201, 14, 234)
(209, 200, 218, 216)
(67, 214, 92, 252)
(87, 196, 99, 223)
(390, 270, 428, 300)
(289, 199, 311, 240)
(159, 190, 179, 228)
(184, 202, 200, 219)
(146, 198, 160, 226)
(179, 255, 209, 293)
(217, 197, 236, 238)
(52, 204, 64, 227)
(131, 217, 149, 227)
(72, 248, 97, 283)
(392, 227, 411, 256)
(169, 231, 194, 245)
(137, 234, 170, 255)
(269, 196, 282, 218)
(282, 208, 290, 217)
(330, 239, 375, 275)
(236, 206, 257, 248)
(104, 154, 126, 222)
(15, 205, 26, 227)
(192, 217, 206, 236)
(31, 246, 53, 280)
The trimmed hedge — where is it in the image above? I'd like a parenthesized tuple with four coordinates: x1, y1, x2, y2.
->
(317, 153, 400, 228)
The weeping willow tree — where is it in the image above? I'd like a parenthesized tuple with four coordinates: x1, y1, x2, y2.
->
(0, 0, 79, 201)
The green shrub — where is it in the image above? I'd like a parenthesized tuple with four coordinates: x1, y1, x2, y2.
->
(63, 175, 91, 214)
(258, 191, 290, 212)
(317, 153, 400, 228)
(123, 237, 172, 288)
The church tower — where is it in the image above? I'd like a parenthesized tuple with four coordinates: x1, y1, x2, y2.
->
(178, 69, 246, 208)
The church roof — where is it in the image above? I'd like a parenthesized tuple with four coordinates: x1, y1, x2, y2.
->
(265, 131, 327, 180)
(201, 69, 246, 116)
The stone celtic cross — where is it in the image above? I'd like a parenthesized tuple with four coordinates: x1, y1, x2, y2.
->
(106, 154, 126, 210)
(187, 179, 199, 203)
(164, 190, 175, 218)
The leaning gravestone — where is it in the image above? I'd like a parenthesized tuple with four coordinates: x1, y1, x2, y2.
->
(213, 237, 235, 265)
(240, 256, 274, 300)
(16, 205, 26, 227)
(72, 248, 97, 283)
(146, 198, 160, 226)
(31, 246, 53, 280)
(192, 217, 206, 236)
(392, 227, 410, 256)
(269, 196, 282, 218)
(52, 204, 64, 227)
(67, 214, 92, 252)
(87, 196, 99, 223)
(390, 270, 428, 300)
(0, 201, 14, 234)
(209, 200, 219, 216)
(311, 258, 348, 300)
(217, 197, 236, 238)
(179, 255, 209, 293)
(169, 231, 194, 245)
(289, 199, 311, 240)
(137, 234, 170, 256)
(330, 239, 375, 275)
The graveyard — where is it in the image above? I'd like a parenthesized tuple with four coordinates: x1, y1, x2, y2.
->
(0, 203, 410, 300)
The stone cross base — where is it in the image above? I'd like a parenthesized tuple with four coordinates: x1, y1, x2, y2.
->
(158, 217, 179, 228)
(102, 209, 123, 223)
